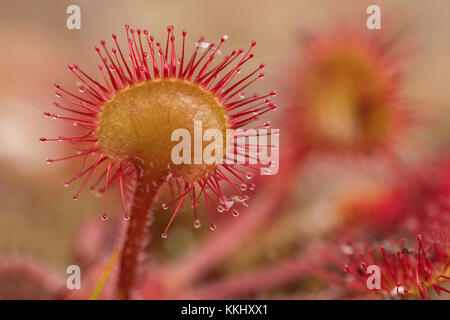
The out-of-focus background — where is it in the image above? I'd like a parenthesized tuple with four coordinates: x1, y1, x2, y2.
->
(0, 0, 449, 299)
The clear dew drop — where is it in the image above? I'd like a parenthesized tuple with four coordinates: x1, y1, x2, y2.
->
(72, 194, 78, 200)
(101, 214, 108, 221)
(63, 181, 69, 188)
(224, 200, 234, 210)
(217, 204, 224, 213)
(249, 183, 256, 191)
(161, 232, 168, 239)
(246, 172, 254, 180)
(210, 224, 217, 231)
(162, 203, 169, 210)
(124, 213, 130, 220)
(240, 183, 247, 191)
(232, 209, 240, 217)
(194, 219, 201, 228)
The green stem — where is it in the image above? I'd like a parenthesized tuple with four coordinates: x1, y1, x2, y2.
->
(117, 170, 159, 300)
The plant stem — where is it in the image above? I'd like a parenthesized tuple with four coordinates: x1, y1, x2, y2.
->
(117, 171, 159, 299)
